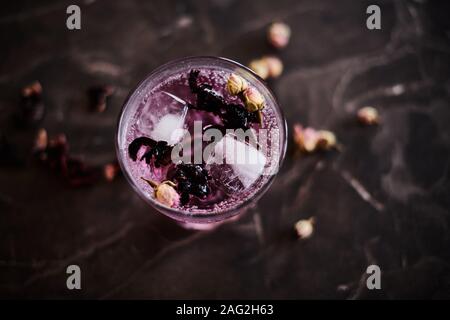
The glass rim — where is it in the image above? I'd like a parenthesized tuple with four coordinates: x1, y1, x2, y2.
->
(116, 56, 288, 223)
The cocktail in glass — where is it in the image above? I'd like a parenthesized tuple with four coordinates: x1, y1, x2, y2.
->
(116, 56, 287, 226)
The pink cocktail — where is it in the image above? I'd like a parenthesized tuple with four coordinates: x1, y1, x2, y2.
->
(116, 57, 286, 224)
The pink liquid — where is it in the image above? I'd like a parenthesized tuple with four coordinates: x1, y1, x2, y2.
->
(120, 65, 283, 216)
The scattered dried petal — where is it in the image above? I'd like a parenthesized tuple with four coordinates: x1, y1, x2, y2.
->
(88, 85, 115, 113)
(22, 81, 42, 97)
(357, 106, 379, 125)
(103, 161, 121, 182)
(34, 128, 48, 151)
(17, 81, 45, 126)
(63, 157, 101, 187)
(267, 22, 291, 49)
(45, 133, 69, 169)
(243, 87, 265, 112)
(226, 73, 248, 95)
(35, 132, 101, 187)
(294, 217, 315, 239)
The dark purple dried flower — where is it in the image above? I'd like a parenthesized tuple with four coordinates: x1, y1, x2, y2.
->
(128, 136, 156, 161)
(171, 163, 211, 205)
(35, 132, 102, 187)
(128, 137, 173, 168)
(88, 85, 115, 113)
(62, 157, 101, 187)
(188, 70, 260, 132)
(140, 140, 173, 168)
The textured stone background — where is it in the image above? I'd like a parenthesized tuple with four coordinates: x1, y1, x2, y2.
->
(0, 0, 449, 299)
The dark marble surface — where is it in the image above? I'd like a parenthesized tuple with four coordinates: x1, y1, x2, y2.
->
(1, 0, 450, 299)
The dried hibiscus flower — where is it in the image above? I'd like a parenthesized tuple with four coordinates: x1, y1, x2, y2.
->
(35, 131, 101, 187)
(170, 163, 211, 205)
(62, 157, 101, 187)
(128, 137, 173, 168)
(189, 70, 261, 131)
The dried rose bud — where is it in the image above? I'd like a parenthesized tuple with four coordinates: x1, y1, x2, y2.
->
(156, 182, 180, 207)
(263, 56, 283, 78)
(243, 87, 265, 112)
(141, 178, 180, 208)
(294, 217, 315, 239)
(103, 161, 121, 182)
(226, 73, 248, 95)
(317, 130, 337, 150)
(357, 106, 379, 125)
(267, 22, 291, 49)
(88, 85, 115, 113)
(249, 59, 269, 80)
(34, 128, 48, 151)
(293, 124, 338, 153)
(293, 124, 320, 153)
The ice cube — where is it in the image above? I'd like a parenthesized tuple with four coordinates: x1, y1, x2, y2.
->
(208, 163, 245, 195)
(207, 135, 266, 192)
(151, 113, 186, 145)
(136, 91, 188, 144)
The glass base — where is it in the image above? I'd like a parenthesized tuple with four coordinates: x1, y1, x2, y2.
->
(176, 213, 243, 231)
